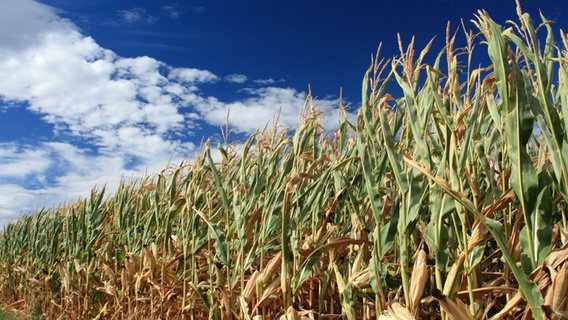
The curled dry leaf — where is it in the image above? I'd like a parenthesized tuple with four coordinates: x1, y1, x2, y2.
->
(551, 263, 568, 313)
(467, 220, 488, 252)
(432, 289, 474, 320)
(390, 302, 415, 320)
(243, 270, 259, 304)
(409, 247, 428, 313)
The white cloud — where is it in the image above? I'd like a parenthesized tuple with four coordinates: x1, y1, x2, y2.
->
(254, 78, 284, 85)
(0, 0, 204, 223)
(194, 87, 345, 133)
(0, 141, 192, 227)
(0, 19, 210, 160)
(0, 184, 41, 223)
(43, 142, 140, 197)
(0, 143, 51, 178)
(0, 0, 347, 227)
(225, 74, 248, 84)
(0, 0, 73, 53)
(118, 5, 189, 25)
(169, 67, 218, 84)
(162, 5, 182, 20)
(118, 7, 156, 24)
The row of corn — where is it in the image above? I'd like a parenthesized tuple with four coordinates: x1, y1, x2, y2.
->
(1, 6, 568, 320)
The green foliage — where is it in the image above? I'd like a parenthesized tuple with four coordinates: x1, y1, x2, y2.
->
(1, 6, 568, 320)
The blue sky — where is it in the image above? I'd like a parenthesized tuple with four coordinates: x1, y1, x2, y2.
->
(0, 0, 566, 226)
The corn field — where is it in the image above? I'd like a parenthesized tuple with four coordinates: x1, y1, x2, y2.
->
(2, 6, 568, 320)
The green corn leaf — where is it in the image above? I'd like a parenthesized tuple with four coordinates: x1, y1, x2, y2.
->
(333, 263, 356, 320)
(206, 146, 231, 213)
(380, 204, 399, 258)
(378, 108, 408, 192)
(291, 250, 321, 296)
(393, 65, 431, 168)
(506, 62, 539, 269)
(194, 207, 230, 268)
(404, 155, 545, 319)
(519, 172, 553, 271)
(477, 11, 510, 114)
(426, 188, 452, 271)
(188, 281, 211, 310)
(505, 19, 568, 197)
(356, 139, 384, 223)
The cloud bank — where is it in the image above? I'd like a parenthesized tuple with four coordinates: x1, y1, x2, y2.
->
(0, 0, 346, 227)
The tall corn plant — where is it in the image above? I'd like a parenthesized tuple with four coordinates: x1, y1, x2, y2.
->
(360, 5, 563, 319)
(2, 4, 568, 320)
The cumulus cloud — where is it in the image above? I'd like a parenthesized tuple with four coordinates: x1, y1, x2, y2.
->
(0, 143, 51, 178)
(0, 0, 73, 52)
(0, 0, 203, 222)
(169, 67, 218, 84)
(194, 87, 344, 133)
(0, 15, 220, 161)
(0, 0, 347, 226)
(0, 141, 147, 226)
(0, 184, 41, 223)
(225, 74, 248, 84)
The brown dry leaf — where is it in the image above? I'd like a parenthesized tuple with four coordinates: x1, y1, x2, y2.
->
(457, 286, 516, 299)
(391, 302, 415, 320)
(468, 220, 488, 252)
(73, 259, 82, 273)
(493, 263, 552, 320)
(351, 268, 370, 289)
(315, 237, 368, 254)
(552, 263, 568, 312)
(143, 245, 157, 276)
(243, 270, 259, 303)
(280, 306, 300, 320)
(254, 277, 281, 309)
(58, 263, 71, 293)
(378, 302, 415, 320)
(125, 251, 141, 278)
(559, 226, 568, 244)
(351, 243, 366, 275)
(260, 253, 282, 284)
(494, 287, 550, 320)
(239, 296, 252, 320)
(432, 289, 474, 320)
(480, 188, 516, 217)
(545, 241, 568, 268)
(409, 248, 428, 313)
(102, 264, 116, 286)
(381, 194, 394, 222)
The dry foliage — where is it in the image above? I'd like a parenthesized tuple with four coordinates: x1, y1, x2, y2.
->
(2, 5, 568, 320)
